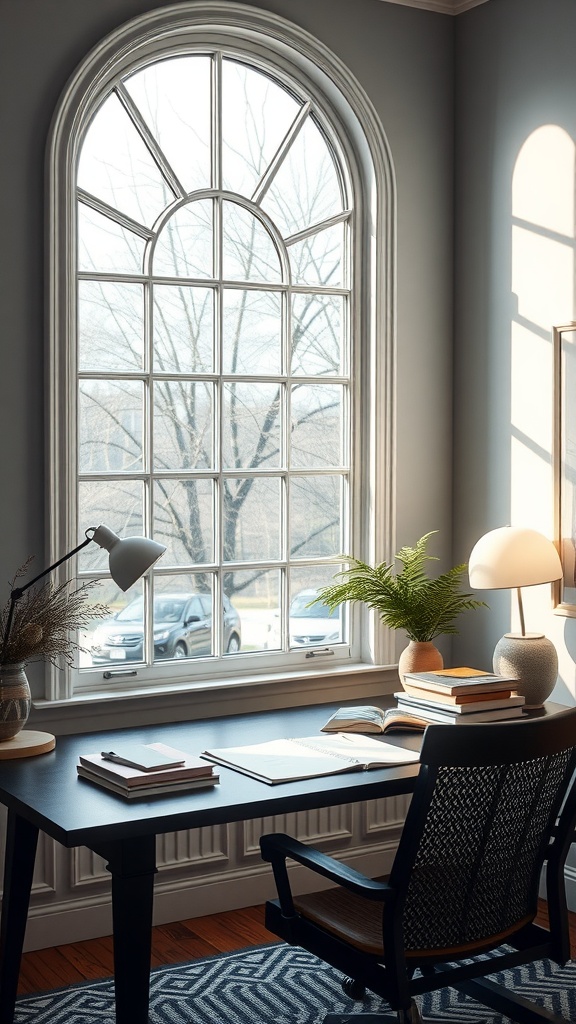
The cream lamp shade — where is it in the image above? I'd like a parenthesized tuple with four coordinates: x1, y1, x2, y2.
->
(91, 525, 166, 591)
(468, 526, 562, 709)
(468, 526, 562, 591)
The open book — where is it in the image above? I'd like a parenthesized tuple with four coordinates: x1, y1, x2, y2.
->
(322, 706, 390, 733)
(321, 702, 524, 734)
(201, 733, 420, 784)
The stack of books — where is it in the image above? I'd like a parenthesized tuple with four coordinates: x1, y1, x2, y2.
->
(77, 741, 219, 798)
(320, 668, 524, 736)
(390, 666, 525, 729)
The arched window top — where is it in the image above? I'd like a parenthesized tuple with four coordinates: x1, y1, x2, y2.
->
(47, 2, 396, 701)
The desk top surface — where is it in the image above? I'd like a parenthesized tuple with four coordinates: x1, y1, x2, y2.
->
(0, 701, 424, 848)
(0, 701, 566, 850)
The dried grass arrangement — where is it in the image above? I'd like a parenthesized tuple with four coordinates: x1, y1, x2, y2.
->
(0, 557, 109, 667)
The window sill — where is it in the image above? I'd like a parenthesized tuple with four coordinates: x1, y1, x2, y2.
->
(30, 662, 400, 735)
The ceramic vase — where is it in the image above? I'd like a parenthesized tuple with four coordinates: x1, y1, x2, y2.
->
(398, 640, 443, 686)
(0, 663, 31, 741)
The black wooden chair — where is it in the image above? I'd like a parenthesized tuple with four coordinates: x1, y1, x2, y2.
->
(260, 708, 576, 1024)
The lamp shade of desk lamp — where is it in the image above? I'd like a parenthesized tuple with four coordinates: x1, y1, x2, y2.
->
(468, 526, 562, 708)
(90, 525, 166, 592)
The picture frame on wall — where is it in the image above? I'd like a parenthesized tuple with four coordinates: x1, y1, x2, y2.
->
(553, 322, 576, 616)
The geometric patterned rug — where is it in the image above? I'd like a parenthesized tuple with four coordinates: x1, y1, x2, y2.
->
(13, 942, 576, 1023)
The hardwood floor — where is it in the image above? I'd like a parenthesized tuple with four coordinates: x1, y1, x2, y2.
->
(17, 901, 576, 996)
(17, 905, 274, 995)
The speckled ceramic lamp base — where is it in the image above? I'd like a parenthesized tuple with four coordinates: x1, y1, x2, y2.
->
(493, 632, 558, 709)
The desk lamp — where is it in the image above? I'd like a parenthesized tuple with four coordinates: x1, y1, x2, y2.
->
(1, 525, 166, 756)
(468, 526, 562, 708)
(3, 525, 166, 656)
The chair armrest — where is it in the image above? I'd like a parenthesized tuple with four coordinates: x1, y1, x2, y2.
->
(260, 832, 393, 901)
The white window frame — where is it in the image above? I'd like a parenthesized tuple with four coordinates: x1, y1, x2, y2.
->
(46, 1, 396, 704)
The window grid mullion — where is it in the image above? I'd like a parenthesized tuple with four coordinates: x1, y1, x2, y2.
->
(214, 181, 224, 655)
(144, 273, 155, 665)
(212, 52, 223, 192)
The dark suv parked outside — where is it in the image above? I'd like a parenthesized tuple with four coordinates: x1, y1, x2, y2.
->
(91, 592, 241, 663)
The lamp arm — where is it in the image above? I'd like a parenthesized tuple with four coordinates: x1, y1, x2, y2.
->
(2, 533, 94, 655)
(516, 586, 526, 637)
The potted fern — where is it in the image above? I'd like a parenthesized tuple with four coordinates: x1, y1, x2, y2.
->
(315, 532, 487, 682)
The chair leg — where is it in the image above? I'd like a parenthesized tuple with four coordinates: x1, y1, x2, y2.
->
(397, 1000, 423, 1024)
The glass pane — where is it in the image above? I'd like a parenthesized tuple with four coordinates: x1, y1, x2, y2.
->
(153, 200, 213, 278)
(289, 223, 344, 288)
(223, 568, 280, 654)
(79, 380, 143, 473)
(292, 294, 343, 377)
(222, 382, 281, 470)
(289, 475, 343, 558)
(223, 478, 281, 562)
(125, 56, 211, 195)
(87, 580, 144, 669)
(153, 381, 213, 470)
(262, 116, 343, 238)
(78, 92, 171, 227)
(290, 384, 343, 468)
(78, 480, 143, 572)
(153, 285, 214, 373)
(153, 574, 215, 662)
(222, 60, 300, 198)
(153, 478, 215, 566)
(222, 201, 281, 283)
(78, 281, 144, 372)
(222, 289, 281, 375)
(288, 565, 344, 648)
(78, 202, 145, 274)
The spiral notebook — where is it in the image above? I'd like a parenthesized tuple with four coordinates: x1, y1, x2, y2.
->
(200, 733, 420, 784)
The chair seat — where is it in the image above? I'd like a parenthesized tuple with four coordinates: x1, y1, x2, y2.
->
(294, 886, 535, 961)
(294, 887, 386, 955)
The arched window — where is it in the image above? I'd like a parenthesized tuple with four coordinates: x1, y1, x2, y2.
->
(47, 3, 395, 699)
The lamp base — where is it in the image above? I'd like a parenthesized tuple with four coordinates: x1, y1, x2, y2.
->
(0, 730, 55, 759)
(493, 632, 558, 709)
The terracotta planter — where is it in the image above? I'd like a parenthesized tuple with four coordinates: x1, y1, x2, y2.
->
(398, 641, 443, 686)
(0, 663, 31, 741)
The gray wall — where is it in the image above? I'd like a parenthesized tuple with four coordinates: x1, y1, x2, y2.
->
(0, 0, 455, 709)
(453, 0, 576, 704)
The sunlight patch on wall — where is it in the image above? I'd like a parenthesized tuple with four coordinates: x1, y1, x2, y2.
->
(513, 125, 574, 236)
(512, 229, 573, 330)
(510, 125, 575, 530)
(508, 126, 576, 685)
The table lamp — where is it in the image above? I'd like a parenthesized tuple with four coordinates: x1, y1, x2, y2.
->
(468, 526, 562, 708)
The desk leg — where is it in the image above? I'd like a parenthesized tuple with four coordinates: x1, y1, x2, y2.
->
(0, 811, 38, 1024)
(96, 835, 157, 1024)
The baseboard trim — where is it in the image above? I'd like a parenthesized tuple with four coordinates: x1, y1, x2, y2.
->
(24, 849, 576, 952)
(23, 845, 396, 952)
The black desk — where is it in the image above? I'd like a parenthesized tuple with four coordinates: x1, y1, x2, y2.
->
(0, 701, 422, 1024)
